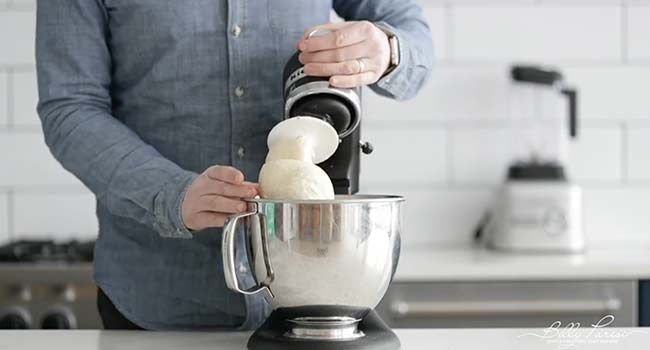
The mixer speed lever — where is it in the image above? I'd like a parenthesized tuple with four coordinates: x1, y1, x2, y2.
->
(360, 141, 374, 155)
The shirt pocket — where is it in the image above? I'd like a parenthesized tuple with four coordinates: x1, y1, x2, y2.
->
(266, 0, 331, 36)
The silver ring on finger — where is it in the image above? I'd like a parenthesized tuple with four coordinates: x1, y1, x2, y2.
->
(356, 58, 365, 74)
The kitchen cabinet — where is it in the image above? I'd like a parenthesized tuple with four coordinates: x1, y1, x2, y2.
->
(376, 281, 637, 328)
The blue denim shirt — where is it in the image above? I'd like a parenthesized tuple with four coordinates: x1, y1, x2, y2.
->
(35, 0, 433, 330)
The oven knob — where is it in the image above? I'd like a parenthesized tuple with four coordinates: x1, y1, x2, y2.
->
(0, 313, 30, 329)
(41, 312, 75, 329)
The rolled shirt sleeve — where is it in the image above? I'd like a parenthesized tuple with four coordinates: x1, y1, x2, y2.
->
(333, 0, 435, 100)
(36, 0, 197, 239)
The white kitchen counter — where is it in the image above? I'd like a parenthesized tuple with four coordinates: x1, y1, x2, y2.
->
(1, 328, 647, 350)
(395, 241, 650, 282)
(4, 241, 650, 284)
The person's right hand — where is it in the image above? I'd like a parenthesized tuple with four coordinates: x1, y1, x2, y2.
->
(181, 165, 258, 231)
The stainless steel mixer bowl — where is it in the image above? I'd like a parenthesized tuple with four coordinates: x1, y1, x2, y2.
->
(222, 195, 403, 319)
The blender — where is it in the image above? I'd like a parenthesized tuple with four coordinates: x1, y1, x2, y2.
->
(480, 65, 583, 253)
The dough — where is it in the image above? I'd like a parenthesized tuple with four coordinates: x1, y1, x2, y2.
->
(266, 136, 313, 163)
(259, 135, 335, 200)
(259, 159, 334, 200)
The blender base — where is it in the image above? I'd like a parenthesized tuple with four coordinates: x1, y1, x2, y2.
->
(248, 310, 400, 350)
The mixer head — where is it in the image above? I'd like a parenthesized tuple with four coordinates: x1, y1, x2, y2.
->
(281, 29, 370, 194)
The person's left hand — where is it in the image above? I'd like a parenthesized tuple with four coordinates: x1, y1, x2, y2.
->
(296, 21, 391, 88)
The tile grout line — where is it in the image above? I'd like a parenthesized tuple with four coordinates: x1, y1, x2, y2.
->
(0, 64, 34, 71)
(6, 67, 13, 128)
(621, 121, 629, 184)
(442, 0, 454, 185)
(621, 1, 628, 63)
(445, 125, 454, 185)
(7, 189, 14, 242)
(445, 3, 454, 64)
(364, 119, 635, 130)
(4, 0, 35, 12)
(362, 180, 650, 190)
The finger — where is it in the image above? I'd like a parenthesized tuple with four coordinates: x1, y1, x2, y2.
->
(199, 195, 247, 214)
(296, 22, 352, 48)
(205, 165, 245, 184)
(304, 58, 376, 77)
(299, 21, 372, 52)
(242, 181, 260, 197)
(299, 41, 377, 64)
(193, 212, 229, 229)
(330, 72, 379, 88)
(200, 180, 257, 198)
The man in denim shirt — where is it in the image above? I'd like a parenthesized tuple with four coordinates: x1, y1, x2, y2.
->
(36, 0, 433, 330)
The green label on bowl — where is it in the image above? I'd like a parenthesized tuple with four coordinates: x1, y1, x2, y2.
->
(265, 205, 275, 238)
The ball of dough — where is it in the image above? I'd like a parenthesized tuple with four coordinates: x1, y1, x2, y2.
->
(259, 159, 335, 200)
(266, 136, 314, 163)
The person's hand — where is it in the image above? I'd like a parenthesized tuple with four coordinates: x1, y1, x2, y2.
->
(181, 165, 258, 230)
(296, 21, 391, 88)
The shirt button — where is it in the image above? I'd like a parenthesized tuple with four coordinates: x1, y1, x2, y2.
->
(238, 264, 248, 273)
(234, 86, 245, 97)
(237, 147, 246, 158)
(232, 25, 242, 38)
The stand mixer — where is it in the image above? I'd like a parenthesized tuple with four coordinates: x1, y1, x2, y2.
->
(220, 30, 401, 350)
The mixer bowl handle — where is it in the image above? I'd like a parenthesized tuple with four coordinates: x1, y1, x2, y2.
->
(222, 210, 274, 297)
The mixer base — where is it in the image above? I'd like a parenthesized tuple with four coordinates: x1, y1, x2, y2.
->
(248, 309, 400, 350)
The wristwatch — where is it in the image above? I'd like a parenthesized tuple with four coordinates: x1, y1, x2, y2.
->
(375, 24, 400, 76)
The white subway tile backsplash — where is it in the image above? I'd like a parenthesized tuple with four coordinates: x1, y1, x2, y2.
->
(0, 132, 84, 187)
(361, 128, 446, 183)
(0, 71, 7, 126)
(626, 127, 650, 181)
(451, 128, 512, 184)
(563, 66, 650, 119)
(0, 193, 8, 244)
(13, 70, 39, 126)
(14, 191, 98, 241)
(365, 65, 536, 121)
(0, 2, 647, 248)
(627, 6, 650, 60)
(583, 187, 650, 240)
(452, 7, 621, 62)
(368, 64, 650, 122)
(0, 11, 35, 65)
(8, 0, 35, 10)
(360, 184, 494, 247)
(422, 6, 448, 62)
(568, 127, 622, 182)
(451, 125, 622, 184)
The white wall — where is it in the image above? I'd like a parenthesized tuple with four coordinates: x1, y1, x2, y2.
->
(1, 0, 649, 247)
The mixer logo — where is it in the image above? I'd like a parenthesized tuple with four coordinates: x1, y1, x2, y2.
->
(518, 315, 647, 349)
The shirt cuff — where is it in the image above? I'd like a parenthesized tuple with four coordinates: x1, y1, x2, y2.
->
(152, 171, 199, 239)
(372, 21, 412, 99)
